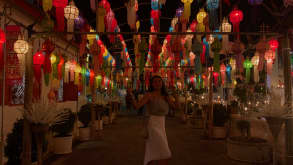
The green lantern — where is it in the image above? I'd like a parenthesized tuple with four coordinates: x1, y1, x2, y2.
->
(211, 37, 222, 72)
(243, 59, 253, 83)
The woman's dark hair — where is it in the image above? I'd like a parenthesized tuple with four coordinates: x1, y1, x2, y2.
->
(149, 75, 168, 96)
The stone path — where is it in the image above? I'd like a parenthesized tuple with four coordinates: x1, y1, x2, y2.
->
(48, 115, 252, 165)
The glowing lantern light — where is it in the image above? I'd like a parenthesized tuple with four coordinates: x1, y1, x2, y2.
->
(87, 28, 97, 45)
(251, 54, 259, 82)
(74, 64, 81, 85)
(33, 52, 45, 83)
(243, 59, 253, 83)
(265, 49, 275, 75)
(221, 17, 231, 53)
(181, 0, 193, 21)
(0, 29, 5, 71)
(64, 1, 79, 40)
(220, 63, 226, 85)
(213, 72, 219, 86)
(50, 54, 57, 64)
(268, 39, 279, 51)
(229, 7, 243, 39)
(196, 8, 207, 36)
(14, 39, 29, 54)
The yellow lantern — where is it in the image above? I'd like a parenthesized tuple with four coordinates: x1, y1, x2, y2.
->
(87, 28, 97, 45)
(50, 54, 57, 64)
(221, 17, 231, 32)
(196, 9, 207, 24)
(251, 54, 260, 82)
(181, 0, 193, 21)
(64, 1, 79, 40)
(229, 58, 236, 82)
(43, 0, 52, 12)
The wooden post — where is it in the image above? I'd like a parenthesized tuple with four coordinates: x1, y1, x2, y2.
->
(22, 38, 34, 165)
(283, 32, 293, 165)
(90, 84, 97, 140)
(208, 68, 214, 138)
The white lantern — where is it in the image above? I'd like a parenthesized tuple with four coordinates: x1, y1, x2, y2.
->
(207, 35, 214, 44)
(251, 54, 260, 82)
(221, 17, 231, 32)
(64, 1, 79, 40)
(14, 39, 29, 54)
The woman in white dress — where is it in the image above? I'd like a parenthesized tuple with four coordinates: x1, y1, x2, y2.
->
(131, 75, 178, 165)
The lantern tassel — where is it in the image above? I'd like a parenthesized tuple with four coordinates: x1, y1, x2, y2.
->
(56, 7, 65, 32)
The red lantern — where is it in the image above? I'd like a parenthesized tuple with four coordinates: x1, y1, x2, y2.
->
(90, 69, 95, 87)
(0, 28, 5, 71)
(42, 39, 55, 85)
(229, 7, 243, 39)
(151, 10, 160, 31)
(268, 39, 279, 51)
(33, 52, 45, 83)
(213, 72, 219, 86)
(190, 20, 198, 32)
(151, 38, 162, 73)
(58, 56, 64, 80)
(171, 37, 183, 69)
(99, 0, 111, 13)
(53, 0, 68, 32)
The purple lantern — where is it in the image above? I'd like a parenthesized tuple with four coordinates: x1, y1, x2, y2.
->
(74, 16, 85, 30)
(248, 0, 263, 5)
(176, 7, 184, 17)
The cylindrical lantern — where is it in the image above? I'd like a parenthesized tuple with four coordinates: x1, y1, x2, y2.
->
(251, 54, 260, 82)
(229, 7, 243, 39)
(207, 0, 219, 30)
(33, 52, 45, 83)
(243, 59, 253, 83)
(0, 29, 5, 71)
(220, 63, 226, 85)
(181, 0, 193, 21)
(221, 17, 231, 53)
(53, 0, 68, 32)
(64, 1, 79, 40)
(265, 49, 275, 75)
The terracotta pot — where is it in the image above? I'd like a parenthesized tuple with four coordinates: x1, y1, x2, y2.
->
(53, 136, 73, 154)
(79, 127, 90, 141)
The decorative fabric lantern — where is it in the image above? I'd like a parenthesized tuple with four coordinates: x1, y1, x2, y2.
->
(243, 59, 253, 83)
(14, 39, 29, 54)
(229, 58, 236, 82)
(232, 41, 245, 72)
(213, 72, 219, 86)
(221, 17, 231, 53)
(256, 39, 268, 71)
(181, 0, 193, 21)
(251, 54, 259, 82)
(226, 64, 232, 83)
(248, 0, 263, 5)
(33, 52, 45, 83)
(265, 49, 275, 75)
(207, 0, 219, 30)
(229, 7, 243, 39)
(196, 8, 207, 39)
(53, 0, 68, 32)
(176, 7, 184, 17)
(126, 0, 137, 29)
(220, 63, 226, 85)
(268, 39, 279, 51)
(64, 1, 79, 40)
(43, 0, 53, 12)
(0, 29, 5, 71)
(211, 37, 222, 72)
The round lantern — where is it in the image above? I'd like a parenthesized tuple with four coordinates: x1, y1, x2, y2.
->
(197, 8, 207, 24)
(268, 39, 279, 51)
(229, 7, 243, 39)
(64, 1, 79, 40)
(14, 39, 29, 54)
(221, 17, 231, 32)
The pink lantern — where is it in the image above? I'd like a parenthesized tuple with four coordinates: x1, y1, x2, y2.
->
(0, 28, 5, 71)
(33, 52, 45, 83)
(53, 0, 68, 32)
(229, 7, 243, 39)
(265, 49, 275, 75)
(213, 72, 219, 86)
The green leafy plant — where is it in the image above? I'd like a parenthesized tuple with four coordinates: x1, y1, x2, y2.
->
(78, 104, 92, 128)
(213, 104, 229, 127)
(51, 109, 76, 137)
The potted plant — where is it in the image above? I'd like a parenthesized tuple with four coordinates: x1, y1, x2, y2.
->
(78, 104, 92, 141)
(212, 104, 229, 138)
(95, 104, 104, 130)
(51, 108, 76, 154)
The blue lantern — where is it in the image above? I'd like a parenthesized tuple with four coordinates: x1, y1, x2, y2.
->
(207, 0, 219, 30)
(176, 7, 184, 17)
(151, 0, 159, 10)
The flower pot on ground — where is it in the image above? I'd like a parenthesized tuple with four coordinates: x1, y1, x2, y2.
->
(226, 120, 271, 163)
(51, 109, 76, 154)
(78, 104, 92, 141)
(212, 104, 229, 139)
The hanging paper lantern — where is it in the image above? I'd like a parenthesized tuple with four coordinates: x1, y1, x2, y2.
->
(248, 0, 263, 5)
(221, 17, 231, 53)
(226, 64, 232, 83)
(243, 59, 253, 83)
(0, 29, 5, 71)
(229, 7, 243, 39)
(229, 58, 236, 83)
(197, 8, 207, 24)
(181, 0, 193, 21)
(213, 72, 219, 86)
(268, 39, 279, 51)
(265, 49, 275, 75)
(74, 16, 85, 30)
(14, 39, 29, 54)
(176, 7, 184, 17)
(33, 52, 45, 83)
(43, 0, 53, 12)
(232, 41, 245, 72)
(220, 63, 226, 85)
(207, 0, 219, 30)
(64, 1, 79, 40)
(221, 17, 232, 32)
(211, 37, 222, 72)
(251, 54, 259, 82)
(53, 0, 68, 32)
(256, 40, 268, 71)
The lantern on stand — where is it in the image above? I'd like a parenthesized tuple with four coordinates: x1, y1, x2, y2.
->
(196, 9, 207, 41)
(33, 52, 45, 84)
(53, 0, 68, 32)
(207, 0, 219, 30)
(14, 38, 29, 76)
(220, 17, 231, 53)
(64, 1, 79, 40)
(0, 29, 5, 71)
(251, 54, 259, 82)
(243, 59, 253, 83)
(220, 63, 226, 85)
(229, 7, 243, 39)
(181, 0, 193, 21)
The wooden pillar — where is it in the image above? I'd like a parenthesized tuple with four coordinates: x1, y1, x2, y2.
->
(90, 84, 97, 140)
(283, 33, 293, 165)
(22, 38, 34, 165)
(208, 68, 214, 138)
